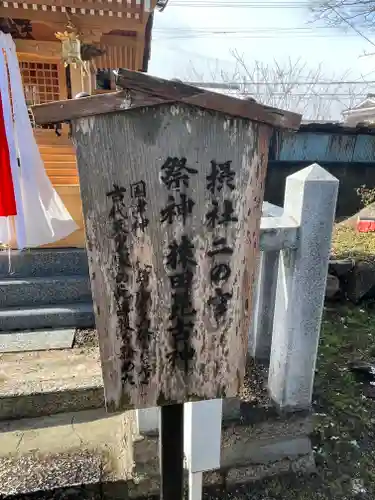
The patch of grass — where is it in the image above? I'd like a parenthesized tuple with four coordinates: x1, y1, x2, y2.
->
(332, 225, 375, 261)
(277, 305, 375, 499)
(204, 305, 375, 499)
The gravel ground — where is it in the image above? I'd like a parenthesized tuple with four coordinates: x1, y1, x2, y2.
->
(73, 329, 99, 349)
(1, 451, 103, 499)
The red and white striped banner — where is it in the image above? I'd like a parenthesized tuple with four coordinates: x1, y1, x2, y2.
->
(0, 89, 17, 218)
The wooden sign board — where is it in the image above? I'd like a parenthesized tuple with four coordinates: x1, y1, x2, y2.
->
(31, 71, 301, 411)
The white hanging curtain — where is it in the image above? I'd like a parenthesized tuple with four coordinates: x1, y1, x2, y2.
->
(0, 32, 78, 249)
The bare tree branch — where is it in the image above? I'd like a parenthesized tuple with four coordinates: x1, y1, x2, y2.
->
(184, 55, 371, 120)
(310, 0, 375, 36)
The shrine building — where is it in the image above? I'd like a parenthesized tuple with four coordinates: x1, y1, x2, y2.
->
(0, 0, 168, 247)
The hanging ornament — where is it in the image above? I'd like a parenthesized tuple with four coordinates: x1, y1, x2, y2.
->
(55, 30, 82, 68)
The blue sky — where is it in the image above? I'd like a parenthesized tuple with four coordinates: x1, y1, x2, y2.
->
(148, 0, 375, 118)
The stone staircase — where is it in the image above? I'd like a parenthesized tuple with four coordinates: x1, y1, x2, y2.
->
(0, 249, 94, 349)
(35, 128, 79, 187)
(38, 142, 79, 186)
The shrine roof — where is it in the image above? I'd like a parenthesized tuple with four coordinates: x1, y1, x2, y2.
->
(1, 0, 156, 20)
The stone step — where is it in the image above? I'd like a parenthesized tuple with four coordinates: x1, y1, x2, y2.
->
(48, 175, 80, 185)
(0, 303, 94, 332)
(0, 275, 92, 308)
(44, 160, 77, 166)
(0, 328, 76, 353)
(37, 142, 75, 151)
(0, 347, 103, 420)
(133, 406, 315, 497)
(0, 249, 89, 279)
(0, 409, 132, 498)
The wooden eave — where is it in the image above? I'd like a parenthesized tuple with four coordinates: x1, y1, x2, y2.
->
(31, 69, 302, 131)
(0, 0, 155, 20)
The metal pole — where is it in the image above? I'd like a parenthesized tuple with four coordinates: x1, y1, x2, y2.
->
(159, 403, 184, 499)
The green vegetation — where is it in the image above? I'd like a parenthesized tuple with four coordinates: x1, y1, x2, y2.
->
(205, 306, 375, 499)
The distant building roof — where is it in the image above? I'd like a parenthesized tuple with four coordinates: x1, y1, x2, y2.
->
(342, 94, 375, 118)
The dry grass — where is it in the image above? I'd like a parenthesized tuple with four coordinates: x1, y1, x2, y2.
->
(332, 224, 375, 261)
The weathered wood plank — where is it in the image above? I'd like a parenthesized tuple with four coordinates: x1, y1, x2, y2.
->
(31, 90, 170, 125)
(73, 103, 270, 411)
(31, 71, 301, 131)
(115, 70, 301, 131)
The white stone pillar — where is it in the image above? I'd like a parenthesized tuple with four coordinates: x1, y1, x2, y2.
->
(268, 164, 338, 410)
(250, 250, 279, 360)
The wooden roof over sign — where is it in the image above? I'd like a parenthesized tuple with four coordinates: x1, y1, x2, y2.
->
(31, 69, 302, 131)
(1, 0, 150, 19)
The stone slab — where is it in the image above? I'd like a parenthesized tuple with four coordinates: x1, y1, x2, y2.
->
(1, 409, 115, 456)
(0, 249, 89, 279)
(328, 258, 355, 277)
(344, 260, 375, 303)
(224, 408, 313, 444)
(221, 452, 316, 486)
(0, 303, 94, 331)
(0, 348, 104, 420)
(221, 435, 311, 467)
(128, 452, 316, 498)
(133, 412, 313, 473)
(0, 409, 133, 497)
(0, 275, 91, 309)
(0, 328, 75, 353)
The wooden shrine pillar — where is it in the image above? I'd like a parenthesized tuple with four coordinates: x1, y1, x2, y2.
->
(69, 64, 92, 98)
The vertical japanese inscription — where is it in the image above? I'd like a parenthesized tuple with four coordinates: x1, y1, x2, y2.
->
(131, 180, 149, 233)
(107, 184, 135, 386)
(160, 157, 197, 226)
(205, 161, 237, 325)
(160, 157, 198, 374)
(108, 180, 153, 389)
(130, 179, 154, 385)
(134, 262, 153, 385)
